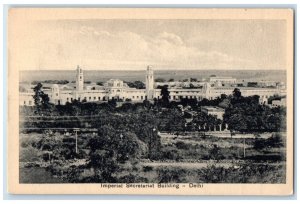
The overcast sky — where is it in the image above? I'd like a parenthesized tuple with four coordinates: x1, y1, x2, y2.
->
(16, 19, 286, 71)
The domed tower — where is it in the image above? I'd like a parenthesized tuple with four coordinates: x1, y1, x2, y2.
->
(76, 65, 84, 91)
(146, 65, 154, 100)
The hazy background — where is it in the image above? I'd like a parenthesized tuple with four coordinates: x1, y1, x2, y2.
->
(16, 19, 286, 71)
(20, 70, 286, 83)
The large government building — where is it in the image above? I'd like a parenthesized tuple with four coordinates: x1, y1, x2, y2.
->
(19, 65, 286, 106)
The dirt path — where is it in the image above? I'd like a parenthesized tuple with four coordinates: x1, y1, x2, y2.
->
(141, 160, 285, 169)
(141, 161, 236, 169)
(159, 132, 277, 139)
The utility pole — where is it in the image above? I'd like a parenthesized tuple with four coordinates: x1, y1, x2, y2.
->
(74, 128, 79, 154)
(243, 137, 246, 158)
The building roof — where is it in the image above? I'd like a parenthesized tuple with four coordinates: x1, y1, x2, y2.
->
(209, 76, 234, 79)
(201, 106, 225, 112)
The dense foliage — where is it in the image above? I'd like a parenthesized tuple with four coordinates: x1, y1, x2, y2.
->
(125, 81, 145, 89)
(32, 80, 69, 85)
(223, 89, 286, 132)
(19, 84, 287, 183)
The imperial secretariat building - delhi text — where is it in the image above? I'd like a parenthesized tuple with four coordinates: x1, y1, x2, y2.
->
(19, 66, 286, 108)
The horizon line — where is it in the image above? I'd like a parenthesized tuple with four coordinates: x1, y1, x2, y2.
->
(20, 68, 286, 71)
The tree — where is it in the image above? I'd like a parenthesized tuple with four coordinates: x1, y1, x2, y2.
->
(143, 100, 151, 109)
(191, 112, 221, 131)
(117, 132, 147, 162)
(41, 93, 50, 107)
(108, 98, 117, 108)
(140, 125, 161, 160)
(253, 133, 284, 150)
(223, 92, 285, 133)
(126, 81, 145, 89)
(157, 167, 187, 183)
(268, 94, 283, 104)
(247, 82, 258, 87)
(153, 98, 158, 107)
(155, 78, 166, 83)
(32, 83, 51, 112)
(209, 144, 224, 161)
(164, 109, 185, 133)
(189, 83, 195, 88)
(218, 98, 231, 109)
(35, 135, 64, 161)
(266, 133, 285, 148)
(168, 78, 174, 82)
(118, 102, 134, 112)
(89, 149, 119, 182)
(87, 125, 147, 181)
(33, 83, 44, 107)
(220, 94, 227, 99)
(160, 85, 170, 107)
(233, 88, 242, 99)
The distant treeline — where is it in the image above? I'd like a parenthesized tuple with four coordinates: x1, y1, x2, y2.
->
(125, 81, 145, 89)
(155, 78, 198, 83)
(32, 80, 69, 85)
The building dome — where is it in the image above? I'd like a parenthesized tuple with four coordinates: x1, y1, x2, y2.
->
(51, 84, 60, 94)
(52, 84, 59, 89)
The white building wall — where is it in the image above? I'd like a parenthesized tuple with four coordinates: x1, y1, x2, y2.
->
(19, 92, 35, 106)
(123, 90, 146, 101)
(19, 66, 287, 106)
(75, 91, 107, 103)
(209, 77, 237, 84)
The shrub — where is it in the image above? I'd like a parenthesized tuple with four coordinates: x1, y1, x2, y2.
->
(156, 167, 187, 183)
(161, 148, 182, 161)
(209, 144, 225, 160)
(143, 166, 154, 172)
(197, 163, 286, 183)
(175, 141, 190, 150)
(118, 174, 149, 183)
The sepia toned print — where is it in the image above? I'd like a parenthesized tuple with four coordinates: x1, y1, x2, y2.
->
(8, 8, 294, 195)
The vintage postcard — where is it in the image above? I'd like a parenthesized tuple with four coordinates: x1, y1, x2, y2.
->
(7, 8, 294, 195)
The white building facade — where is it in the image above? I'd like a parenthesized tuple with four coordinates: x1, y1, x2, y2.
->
(201, 106, 225, 120)
(19, 66, 286, 106)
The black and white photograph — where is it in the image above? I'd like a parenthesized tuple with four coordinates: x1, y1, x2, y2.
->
(7, 8, 294, 195)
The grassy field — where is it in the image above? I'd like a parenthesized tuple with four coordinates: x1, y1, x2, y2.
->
(19, 132, 286, 183)
(160, 134, 286, 161)
(19, 167, 64, 183)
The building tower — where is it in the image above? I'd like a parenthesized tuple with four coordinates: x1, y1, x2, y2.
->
(76, 65, 84, 91)
(203, 82, 211, 99)
(146, 65, 154, 100)
(51, 84, 60, 105)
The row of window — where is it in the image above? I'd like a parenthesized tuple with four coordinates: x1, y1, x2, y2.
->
(22, 94, 230, 106)
(173, 95, 204, 100)
(23, 100, 33, 105)
(156, 95, 205, 100)
(66, 96, 106, 102)
(63, 95, 206, 102)
(64, 95, 147, 102)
